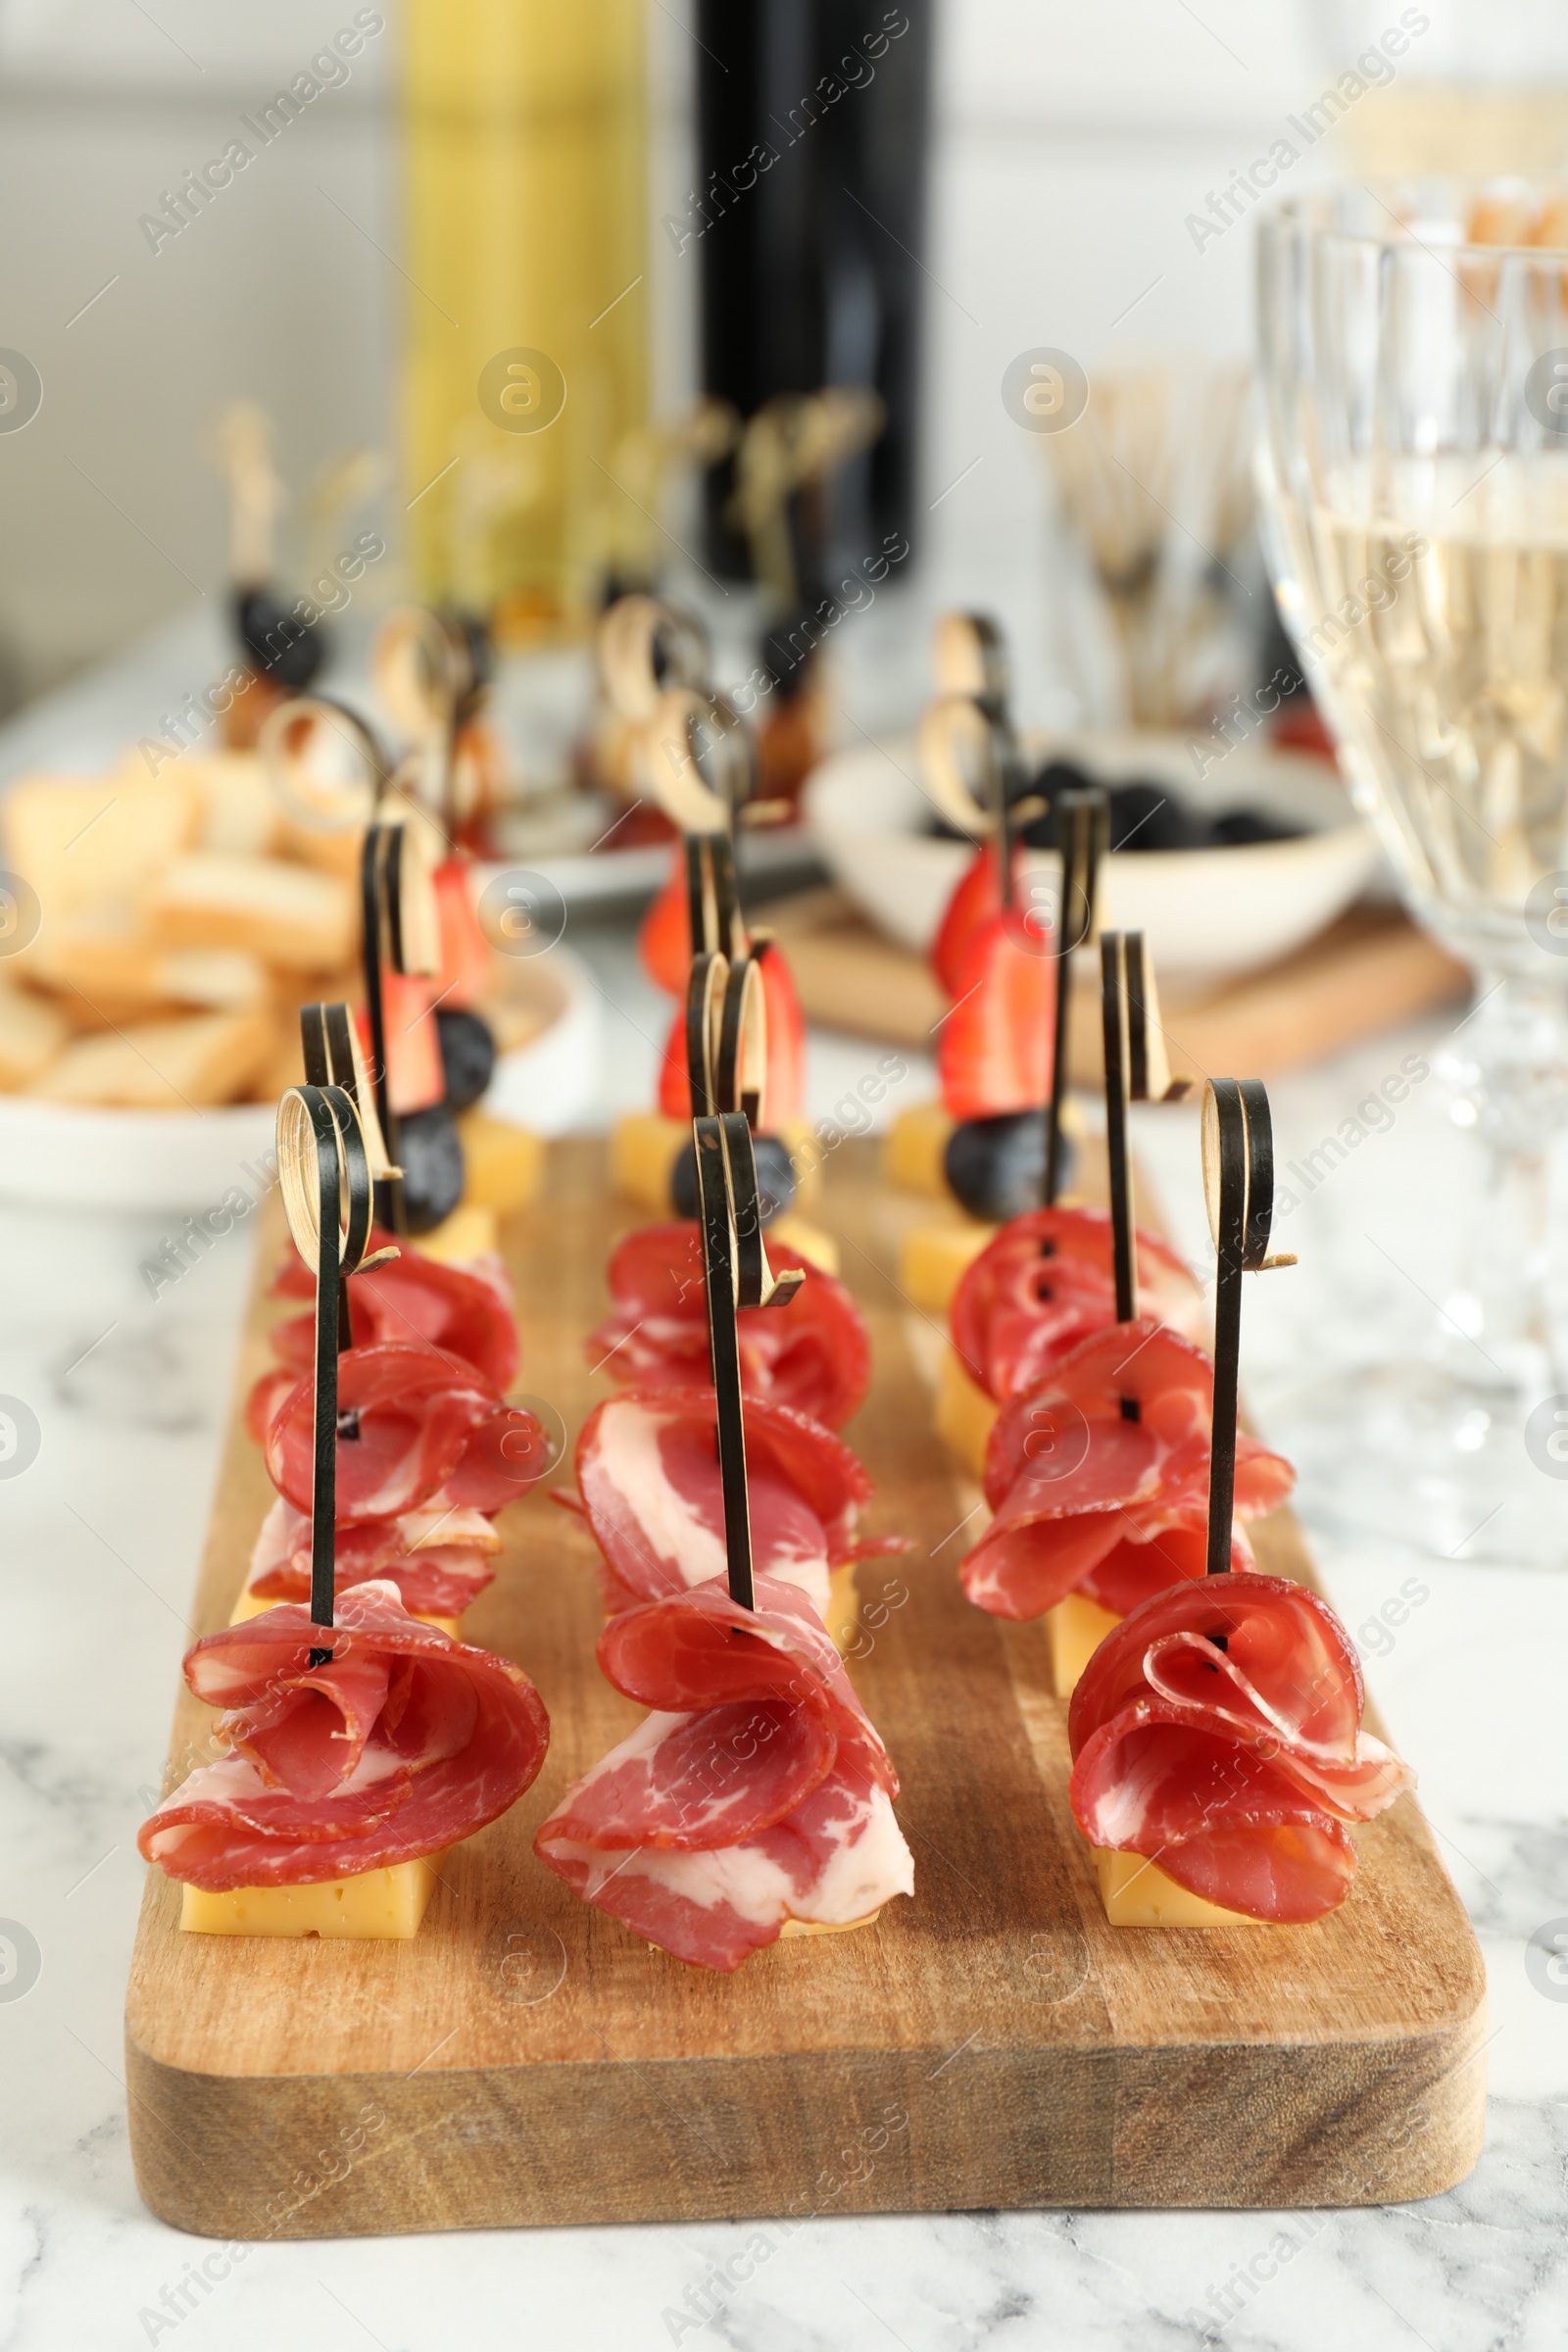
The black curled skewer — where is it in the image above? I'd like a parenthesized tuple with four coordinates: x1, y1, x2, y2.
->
(1043, 784, 1109, 1211)
(1100, 934, 1137, 1332)
(684, 951, 728, 1122)
(715, 951, 765, 1132)
(299, 1002, 398, 1350)
(695, 1113, 754, 1610)
(684, 827, 743, 964)
(1200, 1077, 1298, 1583)
(276, 1081, 381, 1663)
(360, 818, 441, 1235)
(694, 1107, 804, 1613)
(1101, 927, 1194, 1346)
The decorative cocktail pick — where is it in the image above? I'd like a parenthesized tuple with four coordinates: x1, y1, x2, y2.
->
(687, 892, 803, 1610)
(694, 1110, 805, 1611)
(645, 687, 758, 841)
(685, 828, 742, 966)
(1043, 783, 1109, 1208)
(299, 1002, 400, 1349)
(600, 596, 709, 725)
(275, 1081, 380, 1664)
(371, 606, 486, 837)
(1200, 1077, 1298, 1580)
(359, 817, 442, 1234)
(259, 696, 383, 842)
(683, 947, 729, 1120)
(932, 611, 1010, 719)
(1100, 926, 1196, 1329)
(1122, 929, 1192, 1109)
(1100, 933, 1138, 1329)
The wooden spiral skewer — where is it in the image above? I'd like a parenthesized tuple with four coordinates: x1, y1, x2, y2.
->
(1044, 784, 1109, 1209)
(360, 817, 442, 1235)
(275, 1081, 380, 1661)
(299, 1001, 399, 1349)
(1200, 1076, 1297, 1582)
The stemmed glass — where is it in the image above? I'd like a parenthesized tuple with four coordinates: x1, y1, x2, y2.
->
(1256, 178, 1568, 1564)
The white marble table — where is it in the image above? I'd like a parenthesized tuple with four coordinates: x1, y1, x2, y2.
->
(2, 642, 1566, 2347)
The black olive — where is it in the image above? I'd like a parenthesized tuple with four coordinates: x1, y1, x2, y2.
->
(945, 1111, 1071, 1224)
(1034, 757, 1095, 803)
(233, 588, 325, 691)
(393, 1104, 466, 1234)
(671, 1131, 797, 1227)
(436, 1008, 496, 1111)
(1205, 807, 1303, 847)
(1107, 780, 1204, 852)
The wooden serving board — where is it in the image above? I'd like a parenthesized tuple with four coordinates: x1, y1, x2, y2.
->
(761, 889, 1469, 1077)
(124, 1142, 1487, 2237)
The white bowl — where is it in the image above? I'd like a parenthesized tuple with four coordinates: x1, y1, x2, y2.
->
(803, 728, 1379, 984)
(0, 945, 601, 1213)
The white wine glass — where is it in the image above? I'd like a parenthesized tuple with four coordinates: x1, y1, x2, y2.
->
(1256, 177, 1568, 1564)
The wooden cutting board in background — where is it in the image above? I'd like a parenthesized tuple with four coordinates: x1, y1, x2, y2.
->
(760, 889, 1469, 1079)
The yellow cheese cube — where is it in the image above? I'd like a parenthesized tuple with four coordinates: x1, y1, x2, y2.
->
(179, 1854, 442, 1939)
(228, 1585, 462, 1641)
(935, 1347, 999, 1479)
(825, 1560, 858, 1654)
(1048, 1592, 1121, 1697)
(779, 1907, 881, 1939)
(611, 1110, 686, 1210)
(769, 1213, 840, 1276)
(458, 1110, 544, 1214)
(883, 1100, 954, 1197)
(412, 1201, 498, 1265)
(1093, 1846, 1262, 1929)
(612, 1112, 821, 1214)
(898, 1218, 995, 1313)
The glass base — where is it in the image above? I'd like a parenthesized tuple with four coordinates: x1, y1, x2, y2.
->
(1268, 1362, 1568, 1568)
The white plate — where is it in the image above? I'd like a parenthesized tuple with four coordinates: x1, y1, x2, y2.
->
(803, 729, 1379, 983)
(0, 945, 601, 1213)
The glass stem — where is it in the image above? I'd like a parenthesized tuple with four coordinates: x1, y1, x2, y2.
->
(1442, 972, 1568, 1396)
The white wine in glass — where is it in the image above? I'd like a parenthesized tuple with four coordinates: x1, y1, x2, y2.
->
(1257, 181, 1568, 1564)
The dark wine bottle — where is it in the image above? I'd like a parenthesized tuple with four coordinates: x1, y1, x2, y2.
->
(690, 1, 932, 589)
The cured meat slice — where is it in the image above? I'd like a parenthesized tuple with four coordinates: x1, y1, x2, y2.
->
(959, 1321, 1294, 1621)
(245, 1365, 297, 1447)
(271, 1227, 518, 1393)
(585, 1220, 871, 1429)
(534, 1576, 911, 1969)
(952, 1204, 1204, 1402)
(139, 1582, 550, 1889)
(245, 1496, 502, 1618)
(264, 1342, 548, 1524)
(570, 1385, 883, 1619)
(1067, 1572, 1413, 1922)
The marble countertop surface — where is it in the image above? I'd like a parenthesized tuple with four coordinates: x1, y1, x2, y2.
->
(2, 629, 1566, 2350)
